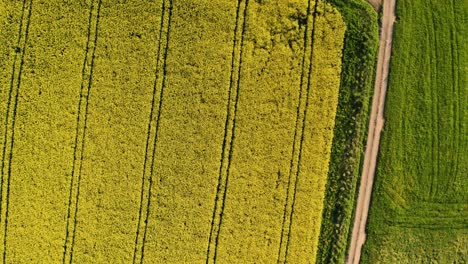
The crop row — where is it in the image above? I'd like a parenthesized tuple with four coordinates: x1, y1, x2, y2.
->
(63, 0, 102, 262)
(0, 0, 33, 261)
(132, 0, 172, 262)
(0, 0, 347, 263)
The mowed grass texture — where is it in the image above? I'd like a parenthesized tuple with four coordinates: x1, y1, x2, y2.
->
(0, 0, 344, 263)
(363, 0, 467, 263)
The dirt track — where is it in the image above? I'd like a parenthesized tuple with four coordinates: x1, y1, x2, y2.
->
(346, 0, 396, 263)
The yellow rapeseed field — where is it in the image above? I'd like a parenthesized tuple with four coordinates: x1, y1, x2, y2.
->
(0, 0, 344, 262)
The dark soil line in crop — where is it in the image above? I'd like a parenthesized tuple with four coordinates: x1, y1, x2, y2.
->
(0, 0, 28, 226)
(205, 0, 243, 262)
(132, 1, 168, 263)
(140, 1, 173, 262)
(283, 0, 320, 261)
(276, 0, 313, 262)
(212, 0, 249, 262)
(64, 0, 102, 262)
(2, 0, 33, 262)
(62, 0, 96, 261)
(205, 0, 247, 262)
(206, 0, 241, 263)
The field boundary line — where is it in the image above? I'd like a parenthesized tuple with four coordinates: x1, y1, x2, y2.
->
(346, 0, 396, 262)
(0, 0, 33, 261)
(276, 0, 315, 262)
(205, 1, 248, 263)
(62, 0, 102, 262)
(132, 1, 172, 263)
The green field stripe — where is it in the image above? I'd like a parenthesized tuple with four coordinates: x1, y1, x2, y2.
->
(431, 6, 441, 199)
(454, 0, 467, 199)
(389, 214, 468, 230)
(451, 0, 465, 191)
(428, 6, 436, 195)
(283, 0, 320, 261)
(427, 4, 437, 199)
(276, 0, 314, 263)
(391, 216, 468, 230)
(0, 0, 32, 261)
(447, 0, 457, 192)
(138, 1, 173, 263)
(315, 1, 380, 260)
(205, 0, 244, 262)
(205, 1, 249, 263)
(132, 0, 168, 263)
(62, 0, 102, 262)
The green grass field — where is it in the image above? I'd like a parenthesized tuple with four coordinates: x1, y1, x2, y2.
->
(363, 0, 467, 262)
(0, 0, 349, 262)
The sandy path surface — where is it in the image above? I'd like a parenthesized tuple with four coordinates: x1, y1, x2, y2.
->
(346, 0, 396, 263)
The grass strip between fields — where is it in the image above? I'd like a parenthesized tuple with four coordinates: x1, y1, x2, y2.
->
(316, 0, 379, 263)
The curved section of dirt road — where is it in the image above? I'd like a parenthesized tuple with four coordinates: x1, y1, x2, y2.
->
(346, 0, 396, 263)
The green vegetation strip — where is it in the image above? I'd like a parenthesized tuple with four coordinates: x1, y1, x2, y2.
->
(316, 0, 379, 263)
(363, 0, 467, 262)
